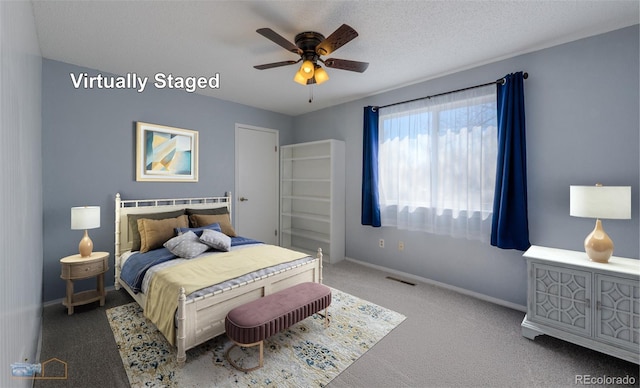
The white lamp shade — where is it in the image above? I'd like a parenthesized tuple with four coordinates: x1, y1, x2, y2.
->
(570, 185, 631, 220)
(71, 206, 101, 230)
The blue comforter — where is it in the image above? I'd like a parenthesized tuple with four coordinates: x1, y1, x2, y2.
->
(120, 236, 261, 293)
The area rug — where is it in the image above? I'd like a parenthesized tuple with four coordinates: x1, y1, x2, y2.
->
(106, 288, 405, 387)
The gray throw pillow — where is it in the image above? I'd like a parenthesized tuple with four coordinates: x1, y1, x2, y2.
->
(199, 229, 231, 252)
(164, 231, 210, 259)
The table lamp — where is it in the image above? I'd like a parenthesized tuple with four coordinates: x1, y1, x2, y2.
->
(71, 206, 100, 257)
(570, 184, 631, 263)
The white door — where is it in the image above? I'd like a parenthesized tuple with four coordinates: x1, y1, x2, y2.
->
(234, 124, 279, 244)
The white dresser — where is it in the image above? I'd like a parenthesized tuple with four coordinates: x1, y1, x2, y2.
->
(522, 245, 639, 364)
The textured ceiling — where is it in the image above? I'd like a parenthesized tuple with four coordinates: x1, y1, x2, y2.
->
(32, 1, 639, 116)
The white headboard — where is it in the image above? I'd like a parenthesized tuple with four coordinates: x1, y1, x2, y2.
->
(114, 192, 232, 257)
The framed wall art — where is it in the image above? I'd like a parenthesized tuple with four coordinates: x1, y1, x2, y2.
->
(136, 122, 198, 182)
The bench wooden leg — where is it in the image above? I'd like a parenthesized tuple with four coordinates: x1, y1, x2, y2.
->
(225, 340, 264, 372)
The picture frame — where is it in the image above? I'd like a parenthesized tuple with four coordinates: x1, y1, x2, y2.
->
(136, 122, 198, 182)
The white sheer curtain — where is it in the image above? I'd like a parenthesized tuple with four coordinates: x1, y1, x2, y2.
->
(377, 85, 497, 241)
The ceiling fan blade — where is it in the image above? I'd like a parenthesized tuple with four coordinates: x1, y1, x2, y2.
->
(254, 60, 300, 70)
(256, 28, 302, 55)
(315, 24, 359, 56)
(323, 58, 369, 73)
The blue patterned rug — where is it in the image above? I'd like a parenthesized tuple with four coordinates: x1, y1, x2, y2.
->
(106, 288, 405, 387)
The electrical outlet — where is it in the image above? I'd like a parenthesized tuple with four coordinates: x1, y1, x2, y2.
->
(379, 239, 385, 248)
(398, 241, 404, 251)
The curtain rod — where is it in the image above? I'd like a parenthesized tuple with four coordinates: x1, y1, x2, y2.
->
(373, 72, 528, 111)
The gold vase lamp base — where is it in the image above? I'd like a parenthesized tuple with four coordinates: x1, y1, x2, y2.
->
(79, 230, 94, 258)
(584, 219, 613, 263)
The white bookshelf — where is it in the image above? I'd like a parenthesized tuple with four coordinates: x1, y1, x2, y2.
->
(280, 139, 345, 263)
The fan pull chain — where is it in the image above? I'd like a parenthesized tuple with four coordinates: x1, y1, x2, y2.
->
(308, 85, 313, 103)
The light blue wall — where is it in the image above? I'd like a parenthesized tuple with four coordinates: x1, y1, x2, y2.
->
(0, 1, 42, 385)
(292, 25, 640, 307)
(42, 59, 294, 302)
(42, 26, 639, 308)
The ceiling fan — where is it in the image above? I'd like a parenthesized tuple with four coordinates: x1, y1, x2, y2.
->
(253, 24, 369, 86)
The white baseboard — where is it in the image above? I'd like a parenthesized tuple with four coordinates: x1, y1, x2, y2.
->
(43, 298, 63, 308)
(344, 257, 527, 312)
(34, 316, 43, 387)
(43, 285, 117, 307)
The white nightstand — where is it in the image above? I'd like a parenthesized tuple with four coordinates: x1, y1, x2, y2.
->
(60, 251, 109, 315)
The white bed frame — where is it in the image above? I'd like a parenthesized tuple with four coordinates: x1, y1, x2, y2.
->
(114, 193, 323, 364)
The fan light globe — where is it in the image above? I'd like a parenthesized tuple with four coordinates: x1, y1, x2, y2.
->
(300, 60, 315, 79)
(293, 71, 307, 85)
(314, 66, 329, 85)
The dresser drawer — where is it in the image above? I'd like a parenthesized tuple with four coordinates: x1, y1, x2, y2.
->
(61, 258, 107, 279)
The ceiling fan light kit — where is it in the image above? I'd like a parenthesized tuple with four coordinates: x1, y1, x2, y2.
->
(254, 24, 368, 92)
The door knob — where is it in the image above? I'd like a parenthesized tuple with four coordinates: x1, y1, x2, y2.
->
(239, 197, 249, 202)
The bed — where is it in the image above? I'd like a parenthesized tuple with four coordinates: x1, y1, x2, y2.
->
(113, 192, 323, 364)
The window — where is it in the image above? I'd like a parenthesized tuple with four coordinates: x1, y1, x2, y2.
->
(377, 85, 497, 241)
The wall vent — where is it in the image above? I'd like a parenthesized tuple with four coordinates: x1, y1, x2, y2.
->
(386, 276, 416, 286)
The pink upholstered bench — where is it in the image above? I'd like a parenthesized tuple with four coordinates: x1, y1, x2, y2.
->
(224, 282, 331, 371)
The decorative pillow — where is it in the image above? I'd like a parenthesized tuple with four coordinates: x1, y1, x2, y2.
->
(137, 215, 189, 253)
(164, 231, 210, 259)
(199, 229, 231, 252)
(127, 210, 186, 251)
(185, 207, 229, 216)
(174, 223, 222, 237)
(189, 213, 237, 237)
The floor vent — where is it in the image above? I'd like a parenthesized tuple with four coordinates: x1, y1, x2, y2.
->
(386, 276, 416, 286)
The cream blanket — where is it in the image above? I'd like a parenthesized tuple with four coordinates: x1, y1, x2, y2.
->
(144, 245, 309, 346)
